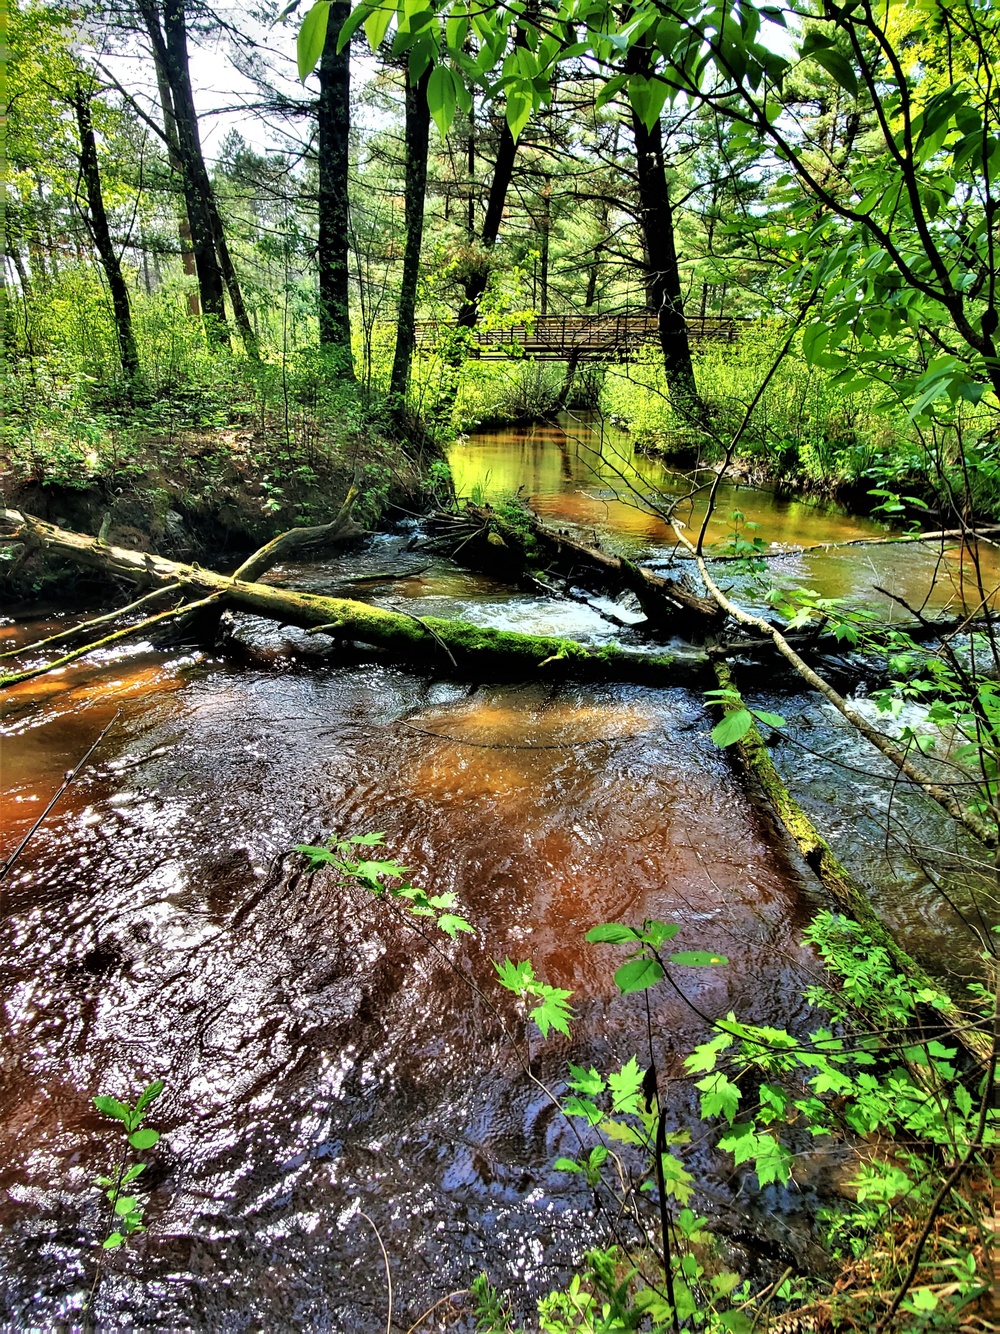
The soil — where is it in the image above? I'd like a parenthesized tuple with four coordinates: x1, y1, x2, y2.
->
(1, 426, 432, 599)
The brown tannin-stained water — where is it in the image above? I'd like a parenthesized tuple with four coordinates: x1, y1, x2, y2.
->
(0, 415, 994, 1330)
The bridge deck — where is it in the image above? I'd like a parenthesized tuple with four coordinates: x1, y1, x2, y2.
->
(411, 312, 741, 360)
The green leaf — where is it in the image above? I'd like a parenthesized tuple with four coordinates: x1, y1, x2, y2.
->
(585, 923, 640, 944)
(435, 913, 474, 939)
(505, 83, 532, 140)
(614, 957, 665, 994)
(529, 986, 573, 1038)
(553, 1156, 582, 1172)
(427, 64, 458, 137)
(670, 950, 729, 967)
(494, 957, 534, 995)
(805, 45, 858, 98)
(642, 920, 680, 947)
(751, 710, 785, 729)
(93, 1097, 130, 1124)
(563, 1096, 604, 1126)
(135, 1080, 164, 1116)
(103, 1232, 125, 1249)
(711, 708, 754, 748)
(607, 1056, 644, 1114)
(297, 1, 331, 81)
(567, 1063, 605, 1095)
(696, 1072, 741, 1122)
(364, 0, 394, 51)
(113, 1196, 139, 1216)
(128, 1128, 160, 1150)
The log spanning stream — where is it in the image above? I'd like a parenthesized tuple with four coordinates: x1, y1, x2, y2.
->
(1, 414, 997, 1329)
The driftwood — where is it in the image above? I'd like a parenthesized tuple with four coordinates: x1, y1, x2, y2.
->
(0, 509, 708, 686)
(712, 663, 991, 1065)
(429, 503, 724, 628)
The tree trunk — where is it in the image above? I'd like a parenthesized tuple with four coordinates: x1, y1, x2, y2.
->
(72, 88, 140, 382)
(0, 509, 705, 686)
(317, 0, 354, 375)
(151, 51, 200, 317)
(389, 67, 431, 401)
(712, 662, 990, 1065)
(457, 119, 518, 326)
(143, 0, 228, 344)
(626, 50, 700, 418)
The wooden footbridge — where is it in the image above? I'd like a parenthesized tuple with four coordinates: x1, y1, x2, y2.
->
(411, 311, 742, 360)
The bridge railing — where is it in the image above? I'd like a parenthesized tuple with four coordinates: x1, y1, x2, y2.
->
(410, 311, 744, 358)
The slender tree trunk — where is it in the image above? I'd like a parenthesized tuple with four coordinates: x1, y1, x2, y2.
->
(143, 0, 228, 343)
(389, 67, 430, 401)
(151, 52, 200, 316)
(538, 177, 551, 316)
(557, 207, 607, 408)
(626, 46, 699, 417)
(72, 88, 140, 381)
(457, 119, 518, 326)
(631, 109, 699, 416)
(317, 1, 354, 376)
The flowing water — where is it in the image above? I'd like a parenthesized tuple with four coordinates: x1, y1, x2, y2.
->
(1, 414, 995, 1330)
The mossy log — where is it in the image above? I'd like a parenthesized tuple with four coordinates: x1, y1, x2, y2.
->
(434, 503, 724, 628)
(713, 662, 991, 1065)
(0, 508, 708, 686)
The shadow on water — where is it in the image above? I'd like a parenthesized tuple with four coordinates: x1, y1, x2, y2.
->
(1, 420, 995, 1328)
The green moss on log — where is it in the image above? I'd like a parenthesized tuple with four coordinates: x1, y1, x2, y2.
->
(712, 662, 989, 1063)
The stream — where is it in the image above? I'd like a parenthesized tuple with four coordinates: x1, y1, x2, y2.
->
(1, 413, 996, 1330)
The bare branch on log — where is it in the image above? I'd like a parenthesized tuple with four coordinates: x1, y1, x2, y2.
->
(230, 474, 365, 583)
(0, 593, 222, 689)
(675, 522, 1000, 850)
(0, 585, 182, 660)
(712, 662, 991, 1064)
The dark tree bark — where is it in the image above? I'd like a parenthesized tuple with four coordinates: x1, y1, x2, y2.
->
(151, 53, 200, 316)
(631, 109, 699, 416)
(143, 0, 257, 357)
(140, 0, 227, 341)
(317, 1, 354, 375)
(457, 119, 518, 327)
(389, 66, 431, 401)
(71, 87, 140, 381)
(626, 48, 700, 417)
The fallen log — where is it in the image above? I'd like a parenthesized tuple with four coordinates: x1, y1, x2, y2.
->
(712, 662, 991, 1066)
(430, 502, 724, 629)
(0, 509, 708, 686)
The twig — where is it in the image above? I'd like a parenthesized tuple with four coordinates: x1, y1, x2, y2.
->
(749, 1265, 794, 1331)
(0, 584, 181, 660)
(875, 985, 999, 1331)
(391, 605, 459, 668)
(358, 1211, 393, 1334)
(675, 521, 1000, 851)
(403, 1290, 468, 1334)
(0, 594, 220, 689)
(0, 709, 122, 882)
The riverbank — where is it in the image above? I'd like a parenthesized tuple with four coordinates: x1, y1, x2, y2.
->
(446, 331, 1000, 524)
(0, 421, 433, 599)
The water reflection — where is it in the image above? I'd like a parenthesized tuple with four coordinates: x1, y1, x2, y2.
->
(448, 414, 1000, 613)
